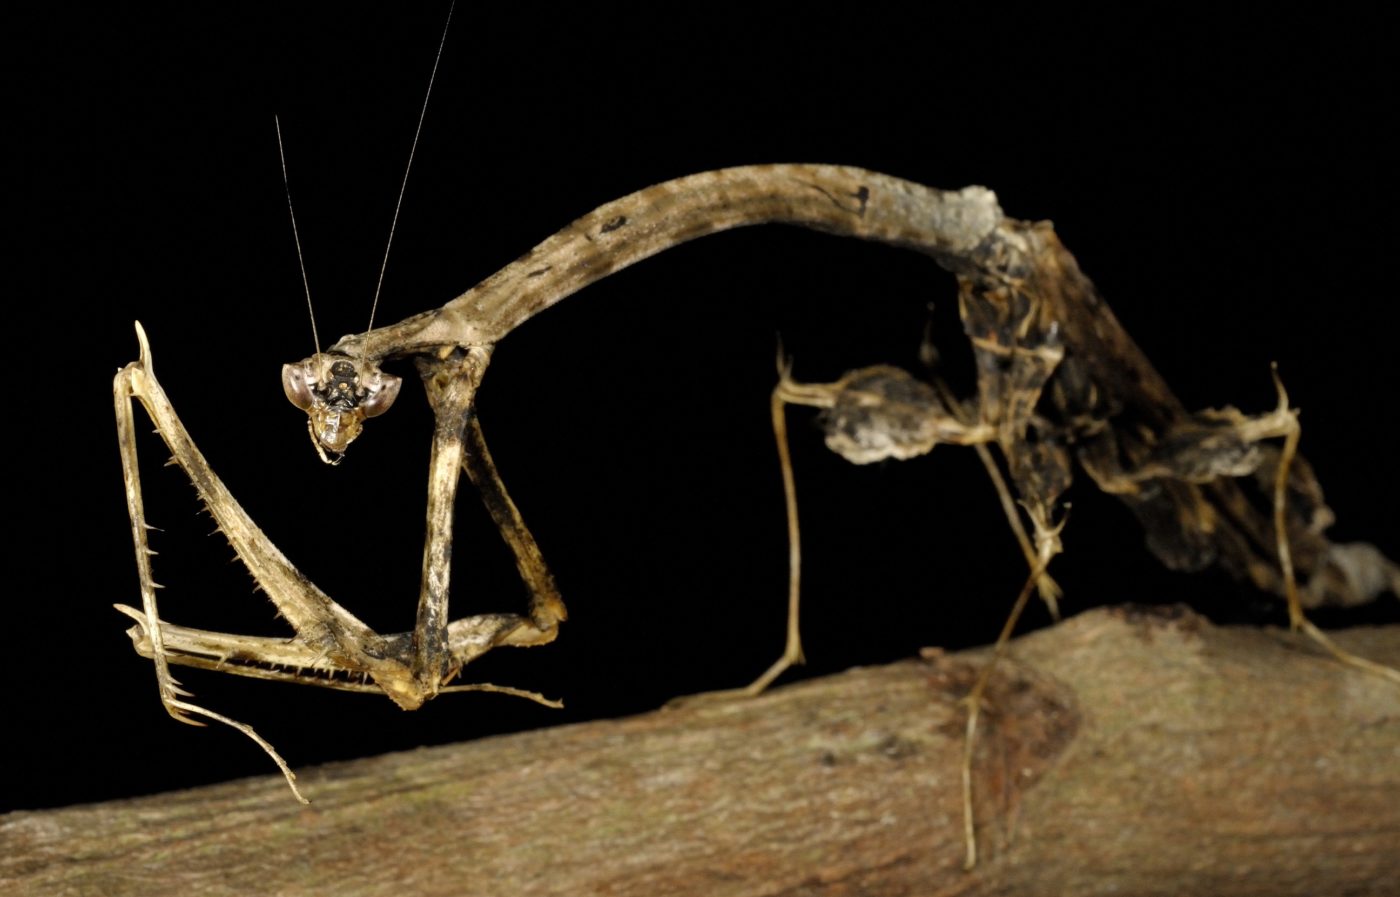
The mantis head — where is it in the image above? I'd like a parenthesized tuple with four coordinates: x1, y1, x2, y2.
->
(282, 353, 402, 463)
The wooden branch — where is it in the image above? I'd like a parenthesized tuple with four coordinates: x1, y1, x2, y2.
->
(5, 606, 1399, 896)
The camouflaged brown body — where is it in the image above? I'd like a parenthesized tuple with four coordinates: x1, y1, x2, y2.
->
(116, 164, 1395, 805)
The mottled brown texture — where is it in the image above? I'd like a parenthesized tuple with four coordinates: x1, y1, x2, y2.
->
(335, 166, 1004, 357)
(8, 607, 1398, 896)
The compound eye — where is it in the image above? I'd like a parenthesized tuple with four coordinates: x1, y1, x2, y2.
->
(282, 362, 316, 411)
(362, 373, 403, 418)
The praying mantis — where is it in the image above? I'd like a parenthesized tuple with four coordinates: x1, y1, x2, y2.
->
(107, 3, 1399, 868)
(74, 6, 1400, 886)
(115, 163, 1400, 869)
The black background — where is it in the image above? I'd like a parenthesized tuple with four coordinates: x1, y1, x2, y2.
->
(12, 6, 1397, 811)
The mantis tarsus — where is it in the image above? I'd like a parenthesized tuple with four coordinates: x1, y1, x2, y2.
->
(115, 164, 1399, 859)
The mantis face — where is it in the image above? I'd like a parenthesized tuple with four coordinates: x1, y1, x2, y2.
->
(282, 353, 402, 462)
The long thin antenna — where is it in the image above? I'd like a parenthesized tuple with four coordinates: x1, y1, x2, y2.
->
(276, 114, 321, 356)
(366, 1, 456, 335)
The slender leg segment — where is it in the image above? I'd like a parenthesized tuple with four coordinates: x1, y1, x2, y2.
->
(1261, 372, 1400, 685)
(462, 415, 567, 643)
(411, 347, 485, 691)
(690, 363, 814, 701)
(410, 346, 570, 690)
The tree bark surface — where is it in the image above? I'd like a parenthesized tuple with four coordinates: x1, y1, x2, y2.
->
(5, 606, 1399, 897)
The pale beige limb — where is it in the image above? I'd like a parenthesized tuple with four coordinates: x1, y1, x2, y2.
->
(114, 606, 561, 707)
(960, 550, 1061, 869)
(925, 370, 1063, 619)
(1266, 369, 1400, 685)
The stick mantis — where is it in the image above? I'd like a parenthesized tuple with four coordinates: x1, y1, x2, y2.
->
(115, 164, 1399, 859)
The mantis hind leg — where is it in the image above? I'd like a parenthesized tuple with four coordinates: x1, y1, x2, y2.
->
(1266, 370, 1400, 685)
